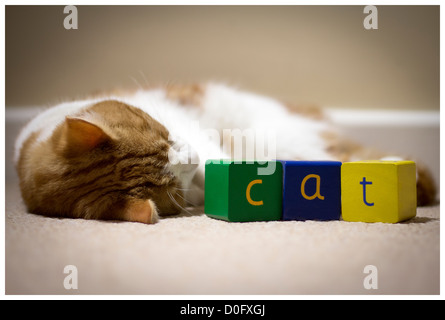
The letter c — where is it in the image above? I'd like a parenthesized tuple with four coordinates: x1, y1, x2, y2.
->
(246, 179, 263, 206)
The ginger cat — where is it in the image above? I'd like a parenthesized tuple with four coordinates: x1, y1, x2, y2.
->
(15, 83, 437, 223)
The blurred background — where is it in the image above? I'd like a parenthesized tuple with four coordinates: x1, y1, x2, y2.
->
(5, 5, 440, 186)
(6, 5, 439, 109)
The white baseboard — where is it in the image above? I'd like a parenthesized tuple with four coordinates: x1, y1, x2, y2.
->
(6, 106, 440, 127)
(325, 108, 439, 127)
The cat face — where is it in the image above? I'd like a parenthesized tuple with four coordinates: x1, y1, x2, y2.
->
(20, 100, 198, 223)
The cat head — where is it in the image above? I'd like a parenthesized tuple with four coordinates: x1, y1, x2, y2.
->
(45, 100, 198, 223)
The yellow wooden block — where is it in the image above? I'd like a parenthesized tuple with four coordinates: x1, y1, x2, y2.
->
(341, 161, 417, 223)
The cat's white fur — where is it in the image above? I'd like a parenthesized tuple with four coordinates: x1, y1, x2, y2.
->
(15, 83, 333, 207)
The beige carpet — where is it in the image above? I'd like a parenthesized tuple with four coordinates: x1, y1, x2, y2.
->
(5, 181, 439, 295)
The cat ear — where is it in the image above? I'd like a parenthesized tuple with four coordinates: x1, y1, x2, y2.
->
(60, 117, 111, 157)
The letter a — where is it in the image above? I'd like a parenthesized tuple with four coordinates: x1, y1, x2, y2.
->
(363, 265, 378, 289)
(246, 179, 263, 206)
(363, 5, 378, 30)
(63, 265, 78, 290)
(64, 5, 78, 30)
(301, 174, 325, 200)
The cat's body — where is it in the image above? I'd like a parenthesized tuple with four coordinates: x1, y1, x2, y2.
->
(15, 83, 436, 223)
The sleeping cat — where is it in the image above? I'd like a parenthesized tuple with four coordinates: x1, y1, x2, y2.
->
(14, 83, 437, 223)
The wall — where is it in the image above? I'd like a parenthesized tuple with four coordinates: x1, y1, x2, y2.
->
(6, 5, 439, 110)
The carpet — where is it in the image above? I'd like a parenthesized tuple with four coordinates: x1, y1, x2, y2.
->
(5, 181, 440, 295)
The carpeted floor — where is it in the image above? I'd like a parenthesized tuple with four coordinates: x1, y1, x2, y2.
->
(5, 181, 440, 295)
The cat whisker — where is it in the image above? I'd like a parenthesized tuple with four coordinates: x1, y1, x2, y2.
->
(138, 70, 149, 86)
(167, 190, 193, 215)
(174, 190, 198, 206)
(129, 75, 144, 90)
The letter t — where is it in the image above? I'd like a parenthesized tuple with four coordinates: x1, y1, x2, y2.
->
(360, 177, 374, 206)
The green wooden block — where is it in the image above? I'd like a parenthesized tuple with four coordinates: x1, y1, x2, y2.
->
(204, 160, 283, 222)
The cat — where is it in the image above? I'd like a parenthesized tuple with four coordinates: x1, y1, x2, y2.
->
(14, 82, 437, 224)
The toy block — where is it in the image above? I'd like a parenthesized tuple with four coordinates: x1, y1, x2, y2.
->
(204, 160, 283, 222)
(341, 161, 417, 223)
(281, 160, 342, 221)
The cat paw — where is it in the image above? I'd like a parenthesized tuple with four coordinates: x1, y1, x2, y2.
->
(122, 199, 159, 224)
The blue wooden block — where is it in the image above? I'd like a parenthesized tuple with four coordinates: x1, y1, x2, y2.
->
(281, 161, 342, 221)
